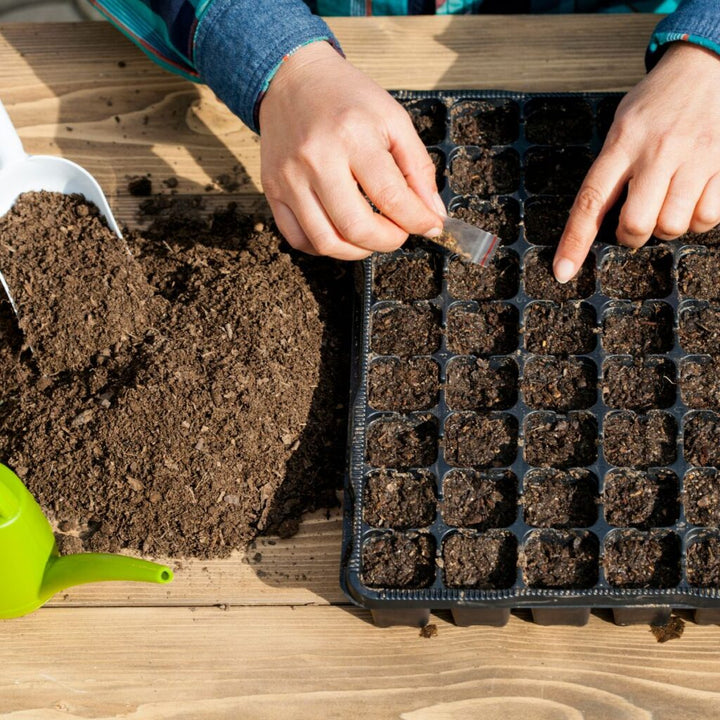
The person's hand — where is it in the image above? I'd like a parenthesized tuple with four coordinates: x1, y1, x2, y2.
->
(258, 41, 445, 260)
(554, 42, 720, 283)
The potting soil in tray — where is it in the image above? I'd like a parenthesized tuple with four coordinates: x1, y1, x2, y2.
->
(0, 192, 350, 558)
(341, 91, 720, 628)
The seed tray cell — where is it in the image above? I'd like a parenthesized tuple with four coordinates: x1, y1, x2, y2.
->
(342, 91, 720, 628)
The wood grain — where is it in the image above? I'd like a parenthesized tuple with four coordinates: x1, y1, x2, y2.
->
(2, 607, 720, 719)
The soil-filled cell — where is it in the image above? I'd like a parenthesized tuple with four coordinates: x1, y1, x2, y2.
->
(524, 147, 594, 196)
(366, 414, 438, 469)
(524, 98, 593, 145)
(522, 468, 598, 528)
(449, 148, 521, 196)
(446, 304, 519, 356)
(523, 411, 598, 468)
(684, 411, 720, 467)
(371, 303, 441, 356)
(522, 529, 599, 589)
(373, 252, 440, 302)
(402, 98, 447, 146)
(368, 357, 439, 412)
(523, 247, 596, 302)
(450, 99, 520, 146)
(441, 468, 517, 528)
(603, 410, 677, 468)
(602, 356, 676, 411)
(601, 302, 674, 355)
(597, 96, 621, 139)
(521, 356, 596, 411)
(442, 530, 517, 589)
(681, 357, 720, 409)
(684, 468, 720, 526)
(449, 197, 520, 247)
(523, 196, 573, 246)
(428, 149, 446, 192)
(679, 226, 720, 246)
(524, 302, 596, 355)
(600, 246, 673, 300)
(604, 529, 681, 588)
(362, 532, 435, 588)
(686, 531, 720, 588)
(446, 248, 520, 301)
(363, 469, 437, 529)
(603, 468, 679, 528)
(679, 304, 720, 354)
(443, 412, 518, 468)
(445, 356, 518, 411)
(678, 248, 720, 300)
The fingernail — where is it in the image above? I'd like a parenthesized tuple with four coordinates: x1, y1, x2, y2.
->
(554, 258, 576, 284)
(425, 226, 443, 239)
(432, 193, 447, 218)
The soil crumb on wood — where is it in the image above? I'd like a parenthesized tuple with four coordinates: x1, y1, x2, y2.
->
(363, 469, 436, 529)
(521, 356, 596, 411)
(684, 468, 720, 525)
(603, 410, 677, 468)
(362, 532, 435, 588)
(603, 468, 679, 528)
(521, 529, 598, 589)
(443, 412, 518, 468)
(442, 530, 517, 589)
(650, 615, 686, 643)
(445, 357, 518, 411)
(441, 468, 517, 528)
(368, 357, 438, 412)
(524, 302, 596, 355)
(522, 468, 597, 528)
(419, 623, 439, 638)
(0, 191, 155, 375)
(523, 411, 597, 468)
(446, 304, 518, 356)
(600, 246, 673, 300)
(0, 198, 350, 558)
(604, 529, 680, 588)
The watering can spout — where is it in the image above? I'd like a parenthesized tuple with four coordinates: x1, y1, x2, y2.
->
(41, 552, 173, 600)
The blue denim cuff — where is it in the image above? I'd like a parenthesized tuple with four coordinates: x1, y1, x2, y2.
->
(194, 0, 342, 133)
(646, 0, 720, 69)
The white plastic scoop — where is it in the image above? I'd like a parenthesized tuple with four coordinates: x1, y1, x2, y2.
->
(0, 98, 123, 315)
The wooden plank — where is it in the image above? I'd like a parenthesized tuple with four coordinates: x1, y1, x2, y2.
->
(45, 510, 347, 608)
(2, 606, 720, 719)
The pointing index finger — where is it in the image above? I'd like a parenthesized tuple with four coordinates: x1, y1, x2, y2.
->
(554, 147, 629, 283)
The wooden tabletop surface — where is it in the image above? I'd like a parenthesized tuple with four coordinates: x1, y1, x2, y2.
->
(2, 16, 720, 720)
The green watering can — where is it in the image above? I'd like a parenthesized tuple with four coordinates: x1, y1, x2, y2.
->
(0, 463, 173, 619)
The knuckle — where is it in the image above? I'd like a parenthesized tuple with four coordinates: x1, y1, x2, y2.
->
(655, 218, 687, 239)
(373, 182, 408, 215)
(618, 217, 653, 239)
(308, 229, 340, 257)
(574, 185, 606, 215)
(335, 212, 374, 245)
(693, 205, 720, 228)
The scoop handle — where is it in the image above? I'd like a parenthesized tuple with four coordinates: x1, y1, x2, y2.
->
(0, 99, 27, 170)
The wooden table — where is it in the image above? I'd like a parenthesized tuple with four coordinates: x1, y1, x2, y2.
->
(1, 16, 719, 719)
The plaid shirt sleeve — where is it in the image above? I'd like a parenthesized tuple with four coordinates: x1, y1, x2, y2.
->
(90, 0, 342, 133)
(647, 0, 720, 68)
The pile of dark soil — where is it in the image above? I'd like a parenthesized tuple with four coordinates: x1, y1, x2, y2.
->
(0, 192, 350, 558)
(0, 192, 155, 375)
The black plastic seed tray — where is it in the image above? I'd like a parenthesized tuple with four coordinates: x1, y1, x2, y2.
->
(340, 90, 720, 628)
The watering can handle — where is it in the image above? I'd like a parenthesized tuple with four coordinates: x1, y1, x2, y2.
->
(0, 99, 27, 171)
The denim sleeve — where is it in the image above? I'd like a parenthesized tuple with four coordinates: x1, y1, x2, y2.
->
(91, 0, 341, 134)
(647, 0, 720, 69)
(194, 0, 342, 133)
